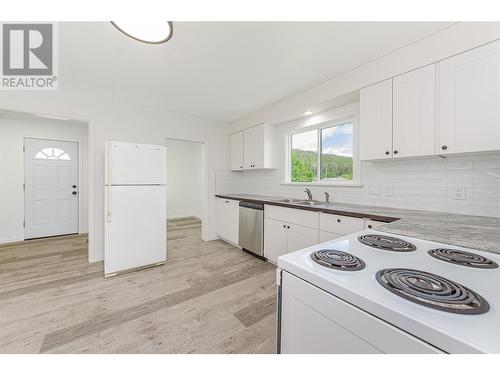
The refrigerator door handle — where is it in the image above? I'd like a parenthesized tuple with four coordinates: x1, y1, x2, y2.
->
(106, 141, 112, 186)
(107, 187, 112, 223)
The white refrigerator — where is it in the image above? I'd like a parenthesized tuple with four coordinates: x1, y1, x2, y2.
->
(104, 141, 167, 276)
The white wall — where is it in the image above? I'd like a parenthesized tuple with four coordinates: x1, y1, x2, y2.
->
(165, 139, 203, 219)
(0, 113, 89, 244)
(228, 22, 500, 131)
(0, 93, 227, 262)
(217, 104, 500, 218)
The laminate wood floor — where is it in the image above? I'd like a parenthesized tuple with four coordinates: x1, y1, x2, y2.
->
(0, 219, 277, 353)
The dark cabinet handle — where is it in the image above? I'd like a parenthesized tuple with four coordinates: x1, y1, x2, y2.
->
(72, 191, 77, 195)
(385, 151, 390, 155)
(287, 226, 290, 229)
(337, 219, 341, 223)
(393, 150, 398, 155)
(283, 225, 286, 228)
(72, 185, 77, 188)
(368, 224, 373, 229)
(442, 145, 447, 150)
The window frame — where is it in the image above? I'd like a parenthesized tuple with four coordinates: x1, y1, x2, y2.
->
(285, 116, 361, 187)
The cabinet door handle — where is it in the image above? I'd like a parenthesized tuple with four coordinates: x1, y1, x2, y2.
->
(337, 219, 341, 223)
(393, 150, 398, 155)
(368, 224, 373, 229)
(283, 225, 286, 228)
(442, 145, 447, 150)
(287, 226, 290, 229)
(385, 151, 390, 155)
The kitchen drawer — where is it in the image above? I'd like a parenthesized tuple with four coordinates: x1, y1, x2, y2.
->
(319, 212, 364, 235)
(364, 219, 386, 230)
(265, 205, 318, 229)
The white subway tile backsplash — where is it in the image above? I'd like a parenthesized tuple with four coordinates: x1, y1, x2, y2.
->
(215, 154, 500, 217)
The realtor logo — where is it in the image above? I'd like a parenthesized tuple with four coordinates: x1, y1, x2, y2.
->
(1, 23, 58, 90)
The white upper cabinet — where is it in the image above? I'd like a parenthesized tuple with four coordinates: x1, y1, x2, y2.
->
(243, 125, 257, 169)
(230, 123, 276, 170)
(393, 64, 436, 158)
(437, 40, 500, 155)
(229, 131, 244, 171)
(360, 79, 393, 161)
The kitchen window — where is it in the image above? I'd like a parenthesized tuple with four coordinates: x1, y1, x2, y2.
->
(287, 119, 360, 185)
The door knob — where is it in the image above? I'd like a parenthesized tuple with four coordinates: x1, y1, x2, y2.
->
(72, 185, 77, 188)
(72, 191, 77, 195)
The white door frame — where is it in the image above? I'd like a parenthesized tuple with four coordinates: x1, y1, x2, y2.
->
(165, 137, 209, 242)
(23, 137, 82, 238)
(1, 107, 94, 263)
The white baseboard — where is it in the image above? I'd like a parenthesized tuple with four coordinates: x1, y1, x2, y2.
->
(205, 234, 220, 241)
(0, 237, 23, 245)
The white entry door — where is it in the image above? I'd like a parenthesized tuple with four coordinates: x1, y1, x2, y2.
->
(24, 138, 79, 239)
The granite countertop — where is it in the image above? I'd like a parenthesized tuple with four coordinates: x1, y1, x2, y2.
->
(215, 193, 500, 254)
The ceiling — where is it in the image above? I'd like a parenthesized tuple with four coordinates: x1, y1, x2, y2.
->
(59, 22, 452, 122)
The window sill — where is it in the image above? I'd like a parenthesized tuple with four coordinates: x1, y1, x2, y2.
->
(281, 182, 363, 187)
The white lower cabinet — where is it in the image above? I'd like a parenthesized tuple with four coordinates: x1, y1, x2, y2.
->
(364, 219, 386, 230)
(215, 198, 239, 244)
(264, 205, 393, 263)
(319, 230, 342, 243)
(263, 218, 289, 264)
(319, 212, 364, 236)
(286, 223, 319, 253)
(264, 218, 318, 264)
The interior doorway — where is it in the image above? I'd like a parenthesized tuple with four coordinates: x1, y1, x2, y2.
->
(165, 138, 205, 238)
(24, 138, 80, 239)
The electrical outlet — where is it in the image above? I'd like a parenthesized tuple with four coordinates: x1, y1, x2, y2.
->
(368, 185, 380, 195)
(452, 186, 466, 200)
(381, 185, 393, 196)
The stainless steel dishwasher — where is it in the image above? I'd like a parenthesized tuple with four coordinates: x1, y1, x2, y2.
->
(238, 201, 264, 258)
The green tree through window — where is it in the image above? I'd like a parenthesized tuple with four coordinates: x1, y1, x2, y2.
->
(290, 122, 353, 182)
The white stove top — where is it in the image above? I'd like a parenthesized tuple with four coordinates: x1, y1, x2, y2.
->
(278, 230, 500, 353)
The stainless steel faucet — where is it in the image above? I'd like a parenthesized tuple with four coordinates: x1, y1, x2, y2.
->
(304, 188, 313, 201)
(324, 192, 330, 204)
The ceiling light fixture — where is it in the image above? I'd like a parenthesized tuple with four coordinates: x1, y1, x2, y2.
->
(111, 21, 173, 44)
(303, 110, 313, 115)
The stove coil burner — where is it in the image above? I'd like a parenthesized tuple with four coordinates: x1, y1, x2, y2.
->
(428, 248, 499, 269)
(310, 249, 366, 271)
(358, 234, 416, 252)
(376, 268, 489, 314)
